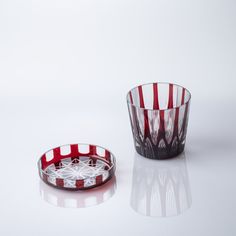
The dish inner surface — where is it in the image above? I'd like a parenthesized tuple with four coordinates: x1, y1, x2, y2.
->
(45, 157, 110, 184)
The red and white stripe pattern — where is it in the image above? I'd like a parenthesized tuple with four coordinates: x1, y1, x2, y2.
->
(131, 153, 192, 216)
(127, 83, 191, 159)
(38, 144, 115, 190)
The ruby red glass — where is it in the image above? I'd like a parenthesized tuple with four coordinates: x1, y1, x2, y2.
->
(127, 82, 191, 159)
(38, 143, 116, 190)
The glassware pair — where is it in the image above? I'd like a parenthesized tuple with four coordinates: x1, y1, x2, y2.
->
(38, 82, 191, 191)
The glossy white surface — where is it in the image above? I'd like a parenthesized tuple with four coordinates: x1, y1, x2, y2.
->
(0, 1, 235, 235)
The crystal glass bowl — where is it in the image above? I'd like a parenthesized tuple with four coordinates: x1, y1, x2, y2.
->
(38, 143, 116, 190)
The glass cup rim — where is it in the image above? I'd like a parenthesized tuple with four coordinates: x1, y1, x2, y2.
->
(126, 82, 191, 111)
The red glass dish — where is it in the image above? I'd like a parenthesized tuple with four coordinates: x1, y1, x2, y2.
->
(38, 143, 116, 190)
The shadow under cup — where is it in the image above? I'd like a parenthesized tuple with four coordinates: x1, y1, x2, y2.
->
(127, 82, 191, 160)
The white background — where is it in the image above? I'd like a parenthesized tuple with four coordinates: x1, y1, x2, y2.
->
(0, 0, 235, 235)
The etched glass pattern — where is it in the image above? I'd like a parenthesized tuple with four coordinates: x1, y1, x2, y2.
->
(127, 83, 191, 159)
(38, 144, 116, 190)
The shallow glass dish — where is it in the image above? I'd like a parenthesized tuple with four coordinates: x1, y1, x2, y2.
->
(38, 143, 116, 190)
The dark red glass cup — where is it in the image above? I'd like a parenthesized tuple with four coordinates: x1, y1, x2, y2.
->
(127, 82, 191, 159)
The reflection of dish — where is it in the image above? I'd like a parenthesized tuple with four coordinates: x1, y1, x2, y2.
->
(39, 177, 116, 208)
(130, 153, 192, 217)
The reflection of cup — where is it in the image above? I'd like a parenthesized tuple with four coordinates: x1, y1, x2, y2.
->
(130, 153, 191, 217)
(39, 177, 116, 208)
(127, 83, 191, 159)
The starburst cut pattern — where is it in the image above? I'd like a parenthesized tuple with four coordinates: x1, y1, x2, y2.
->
(44, 157, 110, 188)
